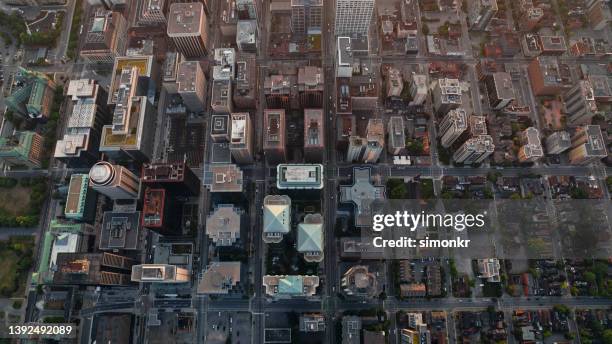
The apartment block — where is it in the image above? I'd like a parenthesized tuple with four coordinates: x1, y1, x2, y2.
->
(484, 72, 515, 110)
(432, 78, 462, 114)
(568, 125, 608, 165)
(439, 108, 468, 148)
(563, 80, 598, 126)
(453, 135, 495, 164)
(545, 131, 571, 155)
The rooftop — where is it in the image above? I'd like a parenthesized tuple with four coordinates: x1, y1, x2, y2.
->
(340, 167, 386, 228)
(197, 262, 241, 294)
(213, 48, 235, 80)
(491, 72, 516, 100)
(206, 204, 241, 246)
(99, 210, 141, 250)
(263, 195, 291, 236)
(277, 164, 324, 189)
(142, 188, 166, 228)
(263, 275, 319, 297)
(167, 2, 206, 36)
(64, 174, 90, 219)
(304, 109, 324, 149)
(203, 164, 243, 192)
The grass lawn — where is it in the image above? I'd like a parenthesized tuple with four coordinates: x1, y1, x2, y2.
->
(0, 185, 31, 216)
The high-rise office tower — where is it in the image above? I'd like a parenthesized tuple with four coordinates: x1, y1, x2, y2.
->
(291, 0, 323, 35)
(303, 109, 325, 162)
(177, 61, 207, 113)
(89, 161, 140, 200)
(230, 113, 254, 164)
(334, 0, 375, 36)
(263, 109, 287, 164)
(167, 2, 208, 57)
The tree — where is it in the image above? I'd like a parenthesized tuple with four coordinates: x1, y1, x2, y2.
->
(510, 193, 522, 200)
(570, 187, 589, 199)
(422, 23, 430, 35)
(583, 271, 596, 284)
(602, 329, 612, 344)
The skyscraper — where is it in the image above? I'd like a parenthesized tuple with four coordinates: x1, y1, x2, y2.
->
(89, 161, 140, 200)
(334, 0, 375, 36)
(230, 113, 254, 164)
(263, 109, 287, 164)
(291, 0, 323, 35)
(167, 2, 208, 57)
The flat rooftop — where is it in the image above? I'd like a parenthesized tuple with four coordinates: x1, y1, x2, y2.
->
(203, 164, 243, 192)
(99, 210, 141, 250)
(167, 2, 206, 36)
(277, 164, 324, 189)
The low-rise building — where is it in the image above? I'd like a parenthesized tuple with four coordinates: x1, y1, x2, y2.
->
(64, 174, 97, 221)
(197, 262, 242, 294)
(263, 195, 291, 243)
(341, 265, 380, 298)
(518, 127, 543, 163)
(6, 68, 56, 120)
(477, 258, 501, 282)
(277, 164, 324, 189)
(297, 213, 324, 262)
(0, 131, 44, 168)
(340, 167, 386, 228)
(262, 275, 319, 298)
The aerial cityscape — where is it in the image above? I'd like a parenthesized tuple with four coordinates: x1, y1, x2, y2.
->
(0, 0, 610, 343)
